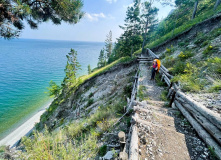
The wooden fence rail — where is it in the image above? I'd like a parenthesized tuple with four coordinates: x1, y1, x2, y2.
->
(147, 48, 221, 159)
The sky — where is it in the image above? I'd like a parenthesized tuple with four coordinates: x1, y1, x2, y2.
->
(20, 0, 174, 42)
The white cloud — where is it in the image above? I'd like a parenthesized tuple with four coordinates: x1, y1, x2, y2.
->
(106, 0, 117, 4)
(84, 13, 106, 21)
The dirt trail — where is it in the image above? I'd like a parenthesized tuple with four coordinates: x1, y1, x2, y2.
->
(134, 63, 210, 160)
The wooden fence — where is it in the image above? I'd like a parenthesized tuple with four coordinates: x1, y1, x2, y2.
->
(147, 48, 221, 159)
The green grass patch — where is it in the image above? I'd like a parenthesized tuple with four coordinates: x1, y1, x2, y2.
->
(137, 85, 147, 101)
(209, 80, 221, 92)
(178, 51, 194, 61)
(98, 145, 107, 156)
(203, 45, 219, 57)
(160, 90, 168, 101)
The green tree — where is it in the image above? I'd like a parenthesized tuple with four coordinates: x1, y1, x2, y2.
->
(88, 64, 91, 74)
(97, 49, 106, 68)
(63, 49, 81, 87)
(47, 80, 61, 97)
(119, 0, 142, 57)
(0, 0, 84, 39)
(105, 30, 113, 60)
(140, 1, 158, 54)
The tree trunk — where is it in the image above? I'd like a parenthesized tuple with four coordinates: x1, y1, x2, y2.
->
(141, 19, 148, 54)
(192, 0, 198, 19)
(214, 0, 221, 10)
(130, 46, 134, 57)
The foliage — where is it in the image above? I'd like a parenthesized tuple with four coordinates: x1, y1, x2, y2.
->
(123, 83, 133, 98)
(105, 30, 113, 60)
(98, 145, 107, 156)
(178, 50, 194, 61)
(63, 49, 81, 88)
(0, 0, 84, 39)
(87, 98, 94, 107)
(208, 146, 219, 160)
(202, 45, 218, 57)
(208, 80, 221, 92)
(140, 1, 159, 53)
(172, 63, 204, 92)
(144, 1, 221, 50)
(97, 119, 110, 132)
(97, 49, 106, 68)
(155, 74, 167, 87)
(160, 90, 168, 101)
(88, 64, 92, 74)
(162, 56, 175, 68)
(171, 61, 186, 75)
(20, 95, 128, 159)
(47, 80, 61, 97)
(89, 92, 94, 98)
(137, 85, 147, 101)
(207, 57, 221, 74)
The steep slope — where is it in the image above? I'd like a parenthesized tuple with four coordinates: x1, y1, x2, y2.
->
(150, 14, 221, 115)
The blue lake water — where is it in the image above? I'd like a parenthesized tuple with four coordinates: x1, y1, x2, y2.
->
(0, 39, 103, 139)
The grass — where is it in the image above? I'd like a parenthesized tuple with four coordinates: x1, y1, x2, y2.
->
(209, 80, 221, 92)
(208, 146, 219, 160)
(202, 45, 219, 57)
(37, 56, 135, 128)
(98, 145, 107, 156)
(137, 85, 147, 101)
(19, 97, 128, 159)
(133, 5, 221, 55)
(160, 90, 168, 101)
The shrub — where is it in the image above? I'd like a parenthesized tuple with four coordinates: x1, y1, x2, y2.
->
(178, 51, 194, 61)
(209, 80, 221, 92)
(155, 74, 167, 87)
(160, 90, 168, 101)
(203, 45, 214, 56)
(202, 41, 209, 47)
(89, 92, 94, 98)
(87, 98, 94, 107)
(207, 57, 221, 74)
(137, 85, 147, 101)
(162, 56, 176, 68)
(171, 61, 186, 75)
(123, 83, 133, 98)
(99, 145, 107, 156)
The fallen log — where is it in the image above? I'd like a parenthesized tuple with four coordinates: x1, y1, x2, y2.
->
(174, 100, 221, 159)
(176, 91, 221, 130)
(176, 97, 221, 145)
(129, 123, 139, 160)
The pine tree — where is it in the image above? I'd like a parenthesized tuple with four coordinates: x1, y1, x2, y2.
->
(105, 30, 113, 60)
(97, 49, 105, 68)
(118, 0, 143, 57)
(140, 1, 159, 54)
(63, 49, 81, 87)
(88, 64, 91, 74)
(0, 0, 84, 39)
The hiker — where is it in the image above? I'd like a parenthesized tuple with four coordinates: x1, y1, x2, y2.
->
(150, 59, 158, 80)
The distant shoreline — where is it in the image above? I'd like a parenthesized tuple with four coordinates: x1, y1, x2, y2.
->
(0, 100, 52, 148)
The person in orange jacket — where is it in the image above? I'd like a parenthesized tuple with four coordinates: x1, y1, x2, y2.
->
(150, 59, 158, 80)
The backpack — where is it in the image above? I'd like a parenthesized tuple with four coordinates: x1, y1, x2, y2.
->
(154, 59, 161, 72)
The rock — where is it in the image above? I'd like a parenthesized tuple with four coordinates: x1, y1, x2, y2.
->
(102, 151, 115, 160)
